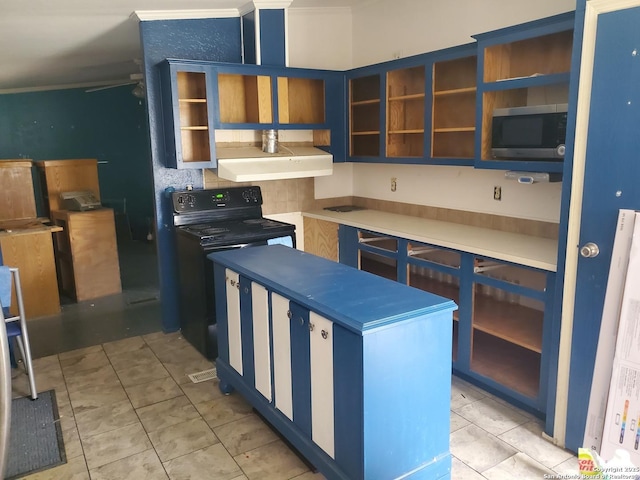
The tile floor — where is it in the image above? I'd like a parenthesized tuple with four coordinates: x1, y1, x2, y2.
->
(10, 330, 582, 480)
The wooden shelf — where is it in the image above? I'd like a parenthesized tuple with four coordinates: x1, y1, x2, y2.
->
(433, 127, 475, 133)
(352, 131, 380, 136)
(352, 99, 380, 106)
(386, 66, 425, 158)
(389, 129, 424, 135)
(175, 71, 212, 164)
(350, 75, 381, 157)
(432, 55, 476, 159)
(473, 291, 543, 352)
(388, 93, 425, 101)
(434, 87, 477, 97)
(471, 331, 540, 398)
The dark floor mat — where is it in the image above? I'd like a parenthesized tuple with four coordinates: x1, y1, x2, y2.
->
(5, 390, 66, 479)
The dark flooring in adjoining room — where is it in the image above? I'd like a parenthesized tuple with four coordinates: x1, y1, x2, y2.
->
(28, 238, 164, 359)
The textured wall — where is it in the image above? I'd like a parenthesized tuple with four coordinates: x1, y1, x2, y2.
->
(0, 86, 153, 238)
(140, 17, 242, 332)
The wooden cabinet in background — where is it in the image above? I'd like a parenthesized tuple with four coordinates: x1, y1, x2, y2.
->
(35, 159, 101, 216)
(0, 227, 61, 318)
(51, 209, 121, 302)
(0, 160, 37, 221)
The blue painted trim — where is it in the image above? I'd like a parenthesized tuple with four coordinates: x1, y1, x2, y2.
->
(214, 263, 230, 364)
(338, 225, 359, 267)
(456, 254, 475, 371)
(242, 11, 257, 65)
(258, 9, 286, 67)
(240, 276, 255, 389)
(288, 301, 312, 437)
(333, 323, 364, 479)
(472, 11, 575, 45)
(550, 0, 584, 445)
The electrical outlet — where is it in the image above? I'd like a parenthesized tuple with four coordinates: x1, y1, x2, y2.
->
(494, 186, 502, 201)
(391, 177, 397, 192)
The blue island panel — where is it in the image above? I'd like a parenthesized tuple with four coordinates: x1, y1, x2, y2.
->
(209, 244, 457, 334)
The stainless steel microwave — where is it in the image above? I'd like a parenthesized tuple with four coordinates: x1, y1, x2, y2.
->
(491, 104, 568, 160)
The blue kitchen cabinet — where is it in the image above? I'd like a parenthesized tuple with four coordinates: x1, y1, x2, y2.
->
(211, 245, 456, 480)
(340, 224, 556, 416)
(211, 63, 346, 162)
(473, 12, 575, 173)
(346, 43, 476, 166)
(160, 60, 217, 169)
(161, 59, 346, 168)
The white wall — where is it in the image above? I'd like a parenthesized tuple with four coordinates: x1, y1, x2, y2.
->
(351, 0, 576, 67)
(288, 0, 576, 223)
(287, 7, 353, 70)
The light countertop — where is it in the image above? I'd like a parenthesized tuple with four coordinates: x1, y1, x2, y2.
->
(303, 208, 558, 272)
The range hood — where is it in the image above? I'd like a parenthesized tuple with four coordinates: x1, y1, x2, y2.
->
(216, 145, 333, 182)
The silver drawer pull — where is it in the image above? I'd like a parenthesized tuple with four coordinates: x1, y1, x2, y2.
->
(321, 329, 328, 339)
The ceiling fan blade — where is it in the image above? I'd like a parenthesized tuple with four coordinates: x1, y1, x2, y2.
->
(85, 81, 137, 93)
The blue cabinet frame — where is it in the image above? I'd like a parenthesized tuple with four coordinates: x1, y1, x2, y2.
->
(340, 224, 556, 416)
(161, 59, 346, 168)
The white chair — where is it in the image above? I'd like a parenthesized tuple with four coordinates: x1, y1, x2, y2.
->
(1, 267, 37, 400)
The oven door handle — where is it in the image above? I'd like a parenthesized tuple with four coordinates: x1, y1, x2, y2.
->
(203, 240, 268, 252)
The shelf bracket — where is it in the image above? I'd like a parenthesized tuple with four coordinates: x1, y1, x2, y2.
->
(358, 236, 393, 244)
(473, 261, 505, 274)
(407, 247, 438, 257)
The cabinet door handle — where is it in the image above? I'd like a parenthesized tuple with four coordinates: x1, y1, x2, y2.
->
(308, 322, 315, 332)
(287, 310, 292, 319)
(321, 329, 329, 339)
(299, 317, 304, 326)
(244, 287, 249, 294)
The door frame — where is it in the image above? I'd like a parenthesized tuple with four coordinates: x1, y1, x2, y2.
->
(553, 0, 640, 447)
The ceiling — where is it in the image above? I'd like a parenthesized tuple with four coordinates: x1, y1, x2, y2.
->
(0, 0, 361, 93)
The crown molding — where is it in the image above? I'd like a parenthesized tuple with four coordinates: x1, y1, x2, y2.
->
(132, 9, 241, 22)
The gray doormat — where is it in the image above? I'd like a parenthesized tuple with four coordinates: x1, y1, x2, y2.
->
(5, 390, 66, 479)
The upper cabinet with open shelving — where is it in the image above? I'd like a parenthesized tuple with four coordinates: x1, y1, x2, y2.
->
(347, 44, 476, 165)
(432, 55, 477, 160)
(161, 60, 345, 168)
(474, 12, 575, 172)
(160, 61, 217, 169)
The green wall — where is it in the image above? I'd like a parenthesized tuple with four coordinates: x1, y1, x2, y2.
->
(0, 85, 153, 240)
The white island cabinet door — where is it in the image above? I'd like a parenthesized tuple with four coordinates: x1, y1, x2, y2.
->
(252, 282, 271, 401)
(226, 269, 242, 375)
(310, 311, 334, 458)
(272, 292, 293, 420)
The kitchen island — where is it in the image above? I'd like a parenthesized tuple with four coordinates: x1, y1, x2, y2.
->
(210, 244, 457, 480)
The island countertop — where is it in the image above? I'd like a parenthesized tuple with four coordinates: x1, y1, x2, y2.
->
(303, 208, 558, 272)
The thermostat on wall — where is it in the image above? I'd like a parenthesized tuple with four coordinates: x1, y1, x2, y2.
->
(504, 171, 562, 184)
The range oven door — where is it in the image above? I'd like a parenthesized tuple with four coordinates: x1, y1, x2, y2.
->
(177, 233, 295, 360)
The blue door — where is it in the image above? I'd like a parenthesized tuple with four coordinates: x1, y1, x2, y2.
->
(563, 1, 640, 451)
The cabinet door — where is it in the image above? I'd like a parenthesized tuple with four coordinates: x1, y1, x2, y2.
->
(161, 62, 216, 169)
(225, 269, 242, 375)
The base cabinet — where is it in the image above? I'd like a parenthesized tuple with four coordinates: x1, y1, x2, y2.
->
(212, 245, 456, 480)
(340, 224, 555, 415)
